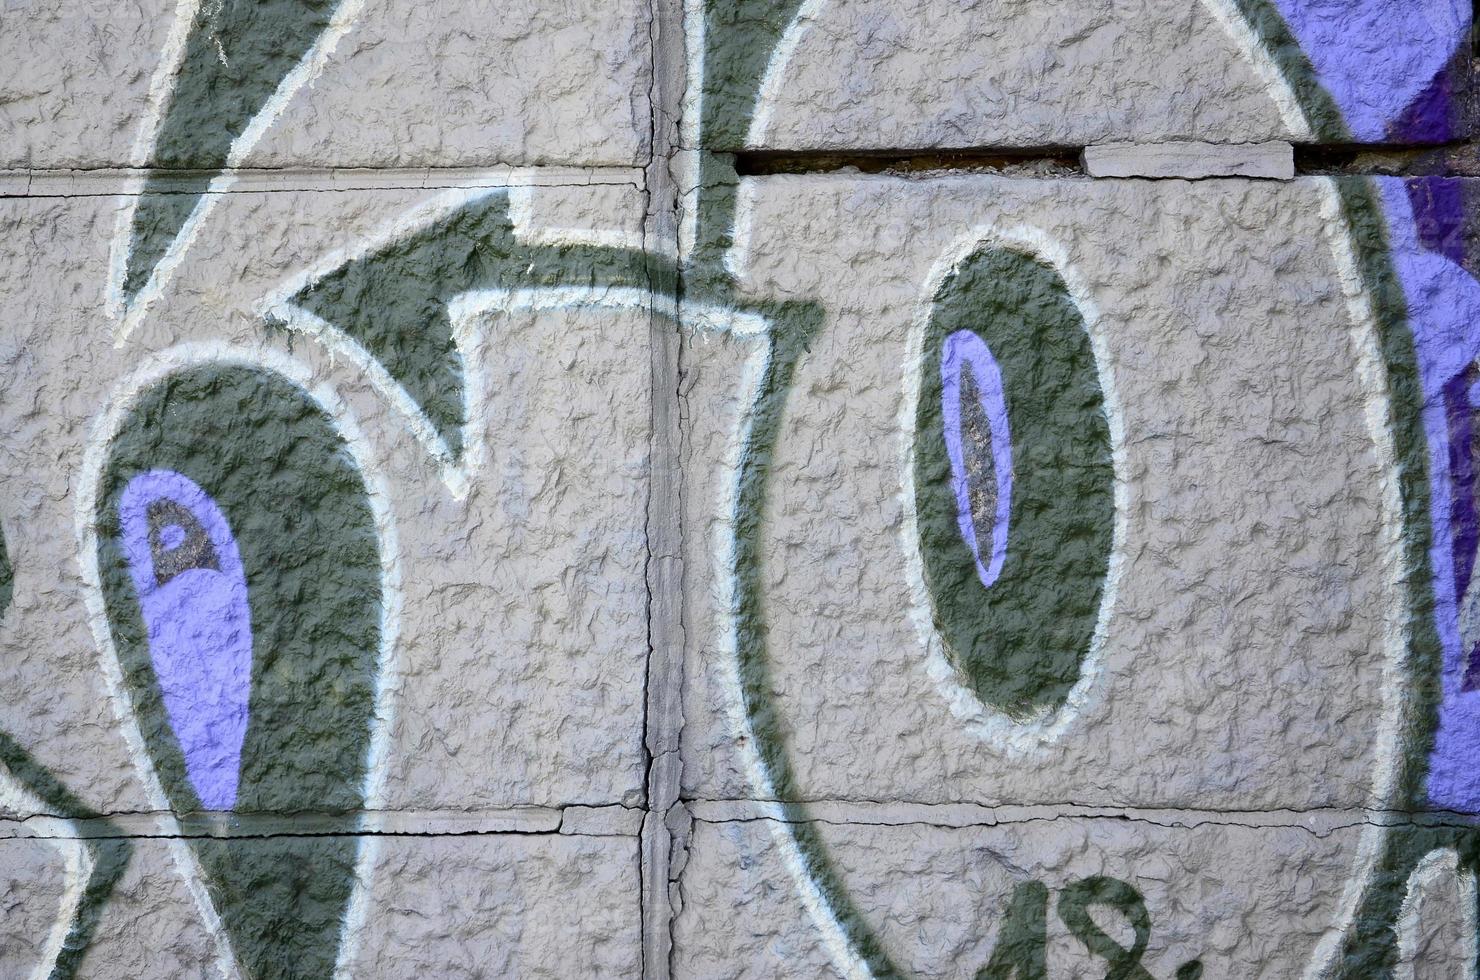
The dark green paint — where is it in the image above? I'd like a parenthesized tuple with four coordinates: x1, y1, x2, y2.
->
(0, 521, 12, 618)
(0, 731, 131, 980)
(124, 0, 341, 301)
(1227, 0, 1350, 142)
(976, 880, 1048, 980)
(286, 192, 662, 459)
(97, 365, 380, 979)
(914, 248, 1114, 715)
(1057, 876, 1155, 980)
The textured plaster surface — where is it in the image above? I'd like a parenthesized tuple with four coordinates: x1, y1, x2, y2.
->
(738, 0, 1295, 151)
(683, 174, 1399, 812)
(0, 186, 652, 815)
(0, 0, 653, 170)
(6, 0, 1480, 975)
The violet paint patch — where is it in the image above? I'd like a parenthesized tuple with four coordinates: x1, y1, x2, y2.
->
(119, 470, 252, 812)
(940, 329, 1013, 591)
(1376, 179, 1480, 813)
(1271, 0, 1467, 141)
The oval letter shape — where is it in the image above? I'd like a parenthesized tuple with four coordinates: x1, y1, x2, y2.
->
(97, 364, 381, 979)
(914, 246, 1114, 717)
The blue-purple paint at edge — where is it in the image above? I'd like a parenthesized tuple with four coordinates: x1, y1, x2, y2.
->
(1379, 178, 1480, 813)
(1273, 0, 1466, 142)
(120, 470, 252, 811)
(940, 330, 1013, 590)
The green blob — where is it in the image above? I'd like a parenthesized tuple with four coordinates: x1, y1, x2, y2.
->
(914, 247, 1114, 716)
(976, 880, 1048, 980)
(124, 0, 341, 300)
(97, 365, 380, 979)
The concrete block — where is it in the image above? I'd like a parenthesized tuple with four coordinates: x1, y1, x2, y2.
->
(1083, 141, 1295, 179)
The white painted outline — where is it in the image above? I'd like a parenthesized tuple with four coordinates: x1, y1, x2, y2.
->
(75, 341, 401, 980)
(110, 0, 369, 340)
(0, 774, 93, 980)
(744, 0, 825, 148)
(1195, 0, 1315, 141)
(259, 185, 508, 500)
(1298, 179, 1414, 979)
(744, 0, 1312, 150)
(263, 178, 661, 501)
(1396, 847, 1479, 980)
(896, 226, 1129, 753)
(676, 0, 707, 262)
(506, 182, 655, 257)
(685, 306, 875, 980)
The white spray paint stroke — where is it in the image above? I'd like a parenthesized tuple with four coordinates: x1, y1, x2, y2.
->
(111, 0, 369, 344)
(723, 180, 760, 286)
(265, 176, 664, 501)
(77, 341, 400, 980)
(744, 0, 826, 148)
(1195, 0, 1316, 140)
(0, 774, 93, 980)
(106, 0, 202, 321)
(260, 184, 514, 501)
(1298, 179, 1413, 979)
(676, 0, 707, 263)
(507, 182, 656, 256)
(896, 225, 1129, 754)
(684, 306, 876, 980)
(1395, 848, 1479, 980)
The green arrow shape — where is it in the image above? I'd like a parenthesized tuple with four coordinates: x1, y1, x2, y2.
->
(275, 191, 660, 471)
(123, 0, 345, 305)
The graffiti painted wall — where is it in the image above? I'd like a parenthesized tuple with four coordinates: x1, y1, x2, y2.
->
(2, 0, 1479, 976)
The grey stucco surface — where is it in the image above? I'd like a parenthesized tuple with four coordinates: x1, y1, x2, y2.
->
(3, 0, 1478, 976)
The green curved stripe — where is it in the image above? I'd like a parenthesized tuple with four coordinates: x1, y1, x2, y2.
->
(97, 365, 380, 979)
(914, 248, 1114, 716)
(0, 521, 12, 619)
(124, 0, 342, 302)
(732, 300, 907, 979)
(0, 732, 131, 980)
(1224, 0, 1470, 970)
(1227, 0, 1351, 142)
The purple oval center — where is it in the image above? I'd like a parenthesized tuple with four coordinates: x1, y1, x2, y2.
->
(940, 329, 1013, 590)
(119, 470, 252, 811)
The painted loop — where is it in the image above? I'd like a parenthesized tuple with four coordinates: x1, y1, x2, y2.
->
(913, 246, 1115, 718)
(940, 329, 1013, 591)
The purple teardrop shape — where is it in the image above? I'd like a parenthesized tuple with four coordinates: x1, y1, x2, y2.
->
(120, 470, 251, 811)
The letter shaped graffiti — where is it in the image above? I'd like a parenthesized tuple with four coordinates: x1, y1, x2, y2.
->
(913, 248, 1114, 716)
(96, 365, 383, 980)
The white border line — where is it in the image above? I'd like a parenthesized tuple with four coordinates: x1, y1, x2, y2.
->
(111, 0, 369, 342)
(744, 0, 826, 148)
(76, 341, 401, 980)
(0, 774, 92, 980)
(896, 226, 1129, 753)
(684, 307, 875, 980)
(1195, 0, 1315, 141)
(1396, 847, 1479, 980)
(1299, 178, 1412, 979)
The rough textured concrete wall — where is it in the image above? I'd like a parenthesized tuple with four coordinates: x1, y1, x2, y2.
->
(2, 1, 1479, 977)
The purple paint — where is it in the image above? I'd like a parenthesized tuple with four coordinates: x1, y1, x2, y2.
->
(119, 470, 251, 811)
(1271, 0, 1466, 141)
(1376, 179, 1480, 812)
(940, 330, 1012, 590)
